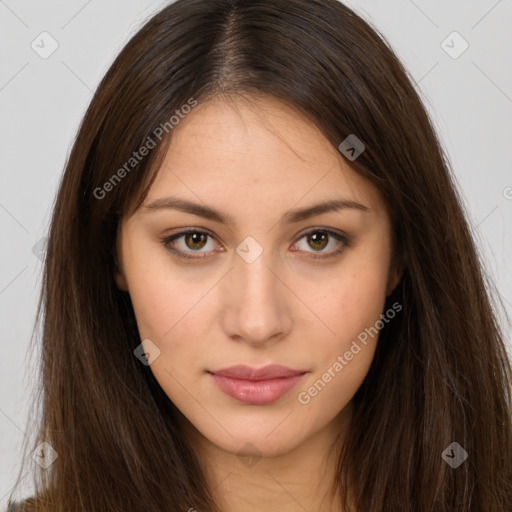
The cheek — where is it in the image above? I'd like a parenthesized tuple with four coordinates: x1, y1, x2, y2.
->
(297, 283, 384, 416)
(302, 252, 390, 395)
(128, 272, 212, 411)
(319, 257, 390, 344)
(122, 244, 210, 364)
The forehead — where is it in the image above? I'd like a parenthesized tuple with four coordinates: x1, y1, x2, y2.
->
(143, 95, 385, 217)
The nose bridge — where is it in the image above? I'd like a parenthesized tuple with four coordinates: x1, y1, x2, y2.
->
(238, 250, 277, 302)
(234, 235, 280, 299)
(220, 242, 291, 344)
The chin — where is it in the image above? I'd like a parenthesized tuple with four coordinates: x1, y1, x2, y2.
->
(208, 425, 305, 458)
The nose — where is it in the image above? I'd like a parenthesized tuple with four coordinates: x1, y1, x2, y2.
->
(220, 249, 293, 347)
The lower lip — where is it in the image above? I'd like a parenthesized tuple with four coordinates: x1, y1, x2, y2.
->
(209, 373, 306, 405)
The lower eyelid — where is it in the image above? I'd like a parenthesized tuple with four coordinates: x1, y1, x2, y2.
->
(162, 231, 218, 259)
(294, 234, 347, 260)
(162, 229, 348, 259)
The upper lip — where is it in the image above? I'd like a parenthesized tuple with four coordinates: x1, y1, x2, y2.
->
(209, 364, 306, 380)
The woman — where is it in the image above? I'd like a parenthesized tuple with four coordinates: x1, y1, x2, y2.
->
(7, 0, 512, 510)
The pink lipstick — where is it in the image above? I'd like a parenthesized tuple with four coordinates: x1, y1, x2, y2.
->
(208, 364, 307, 405)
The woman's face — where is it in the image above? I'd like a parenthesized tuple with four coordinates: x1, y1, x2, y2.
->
(115, 95, 399, 458)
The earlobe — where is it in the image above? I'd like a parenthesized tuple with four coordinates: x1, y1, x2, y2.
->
(114, 250, 129, 292)
(114, 229, 129, 292)
(386, 256, 402, 296)
(115, 271, 129, 292)
(386, 271, 401, 296)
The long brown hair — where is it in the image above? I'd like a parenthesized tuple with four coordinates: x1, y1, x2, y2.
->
(9, 0, 512, 510)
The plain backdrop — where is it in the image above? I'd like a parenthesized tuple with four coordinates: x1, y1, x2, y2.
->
(1, 0, 511, 507)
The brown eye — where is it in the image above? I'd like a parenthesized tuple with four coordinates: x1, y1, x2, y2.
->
(162, 227, 348, 262)
(292, 229, 348, 259)
(306, 232, 329, 251)
(184, 232, 208, 250)
(161, 229, 219, 260)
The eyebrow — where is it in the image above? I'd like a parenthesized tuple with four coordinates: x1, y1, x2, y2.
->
(143, 196, 369, 226)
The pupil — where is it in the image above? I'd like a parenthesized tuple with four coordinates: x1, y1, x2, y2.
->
(309, 232, 327, 251)
(184, 232, 329, 252)
(187, 233, 206, 249)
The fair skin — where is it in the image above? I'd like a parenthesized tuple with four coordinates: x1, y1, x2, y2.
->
(115, 95, 400, 512)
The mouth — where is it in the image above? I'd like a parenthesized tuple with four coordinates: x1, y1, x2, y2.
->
(207, 364, 307, 405)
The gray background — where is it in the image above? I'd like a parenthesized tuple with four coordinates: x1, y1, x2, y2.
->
(1, 0, 511, 507)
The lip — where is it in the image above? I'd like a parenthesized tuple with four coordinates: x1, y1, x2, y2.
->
(208, 364, 307, 405)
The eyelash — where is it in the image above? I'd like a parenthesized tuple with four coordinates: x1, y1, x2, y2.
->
(160, 227, 349, 261)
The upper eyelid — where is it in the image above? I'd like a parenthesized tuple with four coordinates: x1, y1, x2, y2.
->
(166, 226, 347, 240)
(165, 226, 347, 252)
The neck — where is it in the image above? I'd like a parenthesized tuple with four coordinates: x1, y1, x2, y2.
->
(179, 402, 354, 512)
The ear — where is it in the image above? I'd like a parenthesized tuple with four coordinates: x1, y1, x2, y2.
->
(114, 223, 129, 292)
(115, 269, 129, 292)
(386, 253, 402, 296)
(114, 246, 129, 292)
